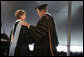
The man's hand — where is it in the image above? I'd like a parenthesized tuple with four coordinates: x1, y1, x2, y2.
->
(20, 21, 30, 28)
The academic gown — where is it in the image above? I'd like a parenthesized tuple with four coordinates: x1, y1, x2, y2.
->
(9, 21, 32, 56)
(29, 14, 59, 56)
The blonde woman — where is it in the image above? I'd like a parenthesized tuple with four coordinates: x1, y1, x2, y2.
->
(9, 9, 30, 56)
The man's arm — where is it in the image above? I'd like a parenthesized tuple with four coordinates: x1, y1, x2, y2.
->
(29, 16, 49, 41)
(20, 16, 49, 41)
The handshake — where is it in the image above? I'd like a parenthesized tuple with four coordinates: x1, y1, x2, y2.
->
(20, 21, 30, 28)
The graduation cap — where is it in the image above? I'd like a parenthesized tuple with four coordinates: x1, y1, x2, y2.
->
(35, 4, 48, 10)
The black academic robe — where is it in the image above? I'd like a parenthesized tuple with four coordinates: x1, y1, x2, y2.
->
(9, 21, 32, 56)
(29, 14, 59, 56)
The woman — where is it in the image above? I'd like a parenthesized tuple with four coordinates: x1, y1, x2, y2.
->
(9, 9, 31, 56)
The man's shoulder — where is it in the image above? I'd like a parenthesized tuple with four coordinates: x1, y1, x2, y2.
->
(42, 14, 53, 20)
(41, 14, 49, 19)
(40, 15, 48, 22)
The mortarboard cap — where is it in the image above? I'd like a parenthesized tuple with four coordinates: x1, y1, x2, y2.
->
(35, 4, 48, 10)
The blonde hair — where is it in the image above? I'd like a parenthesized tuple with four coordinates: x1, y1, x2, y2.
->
(15, 9, 27, 19)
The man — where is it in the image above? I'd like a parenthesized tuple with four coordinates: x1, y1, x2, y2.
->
(22, 4, 59, 56)
(9, 9, 32, 56)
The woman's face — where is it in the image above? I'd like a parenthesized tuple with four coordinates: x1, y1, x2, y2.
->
(20, 14, 26, 21)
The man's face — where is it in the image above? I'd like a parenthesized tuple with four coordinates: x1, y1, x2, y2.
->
(36, 8, 45, 18)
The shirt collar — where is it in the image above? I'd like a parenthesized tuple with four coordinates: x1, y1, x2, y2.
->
(45, 12, 51, 16)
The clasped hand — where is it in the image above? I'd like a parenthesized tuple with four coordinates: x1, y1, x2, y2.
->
(20, 21, 30, 27)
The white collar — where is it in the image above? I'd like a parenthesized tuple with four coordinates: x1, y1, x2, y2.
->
(45, 12, 51, 16)
(16, 20, 21, 22)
